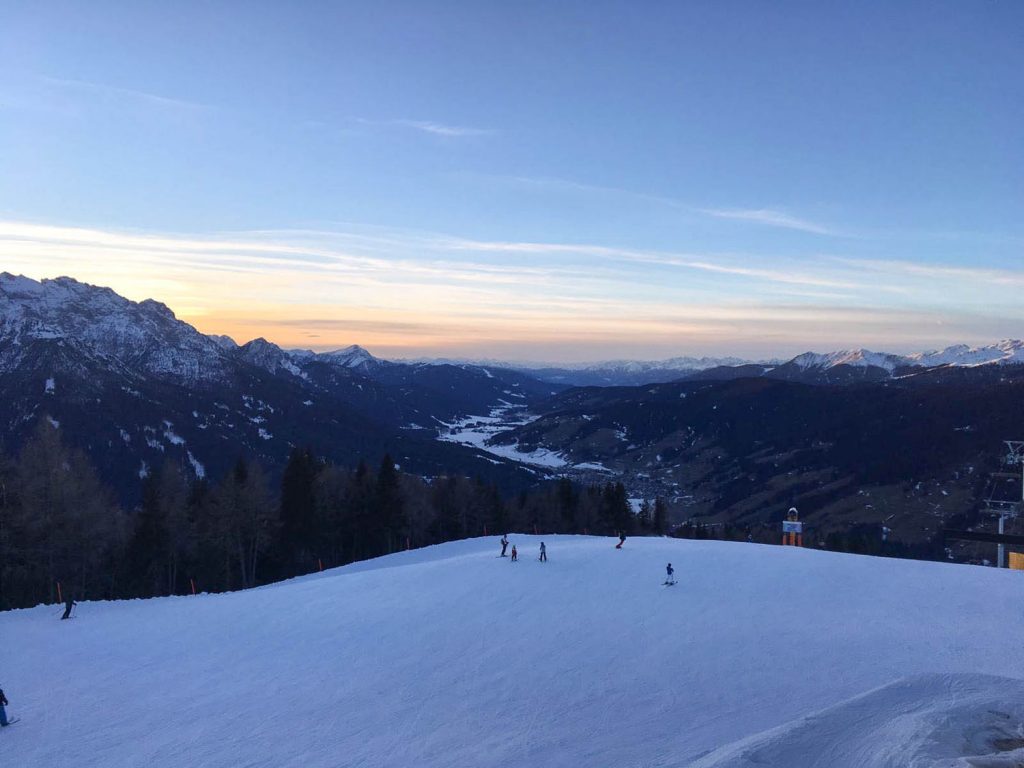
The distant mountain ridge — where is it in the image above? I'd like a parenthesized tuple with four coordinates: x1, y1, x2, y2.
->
(0, 273, 557, 502)
(409, 341, 1024, 387)
(5, 270, 1024, 510)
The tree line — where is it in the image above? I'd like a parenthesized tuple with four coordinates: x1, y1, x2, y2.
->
(0, 420, 668, 610)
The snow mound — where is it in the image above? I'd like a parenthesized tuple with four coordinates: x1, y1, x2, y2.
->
(692, 673, 1024, 768)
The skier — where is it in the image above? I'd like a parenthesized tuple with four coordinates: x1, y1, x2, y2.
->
(539, 542, 547, 562)
(510, 545, 518, 562)
(615, 531, 626, 549)
(61, 594, 76, 620)
(500, 534, 509, 557)
(0, 685, 9, 727)
(665, 563, 675, 585)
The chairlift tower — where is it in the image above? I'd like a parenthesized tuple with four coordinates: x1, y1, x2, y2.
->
(986, 441, 1024, 568)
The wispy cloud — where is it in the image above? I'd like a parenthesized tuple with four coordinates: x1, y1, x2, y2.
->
(475, 174, 843, 236)
(438, 236, 865, 290)
(355, 118, 493, 137)
(40, 75, 208, 113)
(831, 256, 1024, 286)
(3, 219, 1021, 360)
(392, 119, 493, 137)
(699, 207, 839, 236)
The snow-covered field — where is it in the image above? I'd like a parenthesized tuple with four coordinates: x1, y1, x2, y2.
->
(439, 404, 568, 467)
(3, 536, 1024, 767)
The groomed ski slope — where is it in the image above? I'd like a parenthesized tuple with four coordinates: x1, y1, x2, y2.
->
(2, 535, 1024, 767)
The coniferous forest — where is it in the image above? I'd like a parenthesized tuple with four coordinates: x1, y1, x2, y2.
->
(0, 420, 669, 611)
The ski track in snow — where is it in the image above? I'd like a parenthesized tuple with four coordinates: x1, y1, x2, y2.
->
(3, 537, 1024, 767)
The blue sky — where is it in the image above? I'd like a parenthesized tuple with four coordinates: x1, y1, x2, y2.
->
(1, 1, 1022, 361)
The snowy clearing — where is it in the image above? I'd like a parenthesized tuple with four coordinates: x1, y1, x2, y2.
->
(2, 537, 1024, 767)
(438, 404, 568, 467)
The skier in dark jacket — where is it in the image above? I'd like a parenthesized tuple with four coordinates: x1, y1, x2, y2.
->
(539, 542, 547, 562)
(510, 545, 518, 562)
(61, 594, 76, 620)
(0, 686, 10, 727)
(665, 563, 675, 585)
(500, 534, 509, 557)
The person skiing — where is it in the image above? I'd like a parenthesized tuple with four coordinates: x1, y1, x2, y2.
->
(0, 685, 9, 727)
(539, 542, 547, 562)
(665, 563, 675, 585)
(615, 531, 626, 549)
(500, 534, 509, 557)
(61, 594, 76, 620)
(510, 545, 518, 562)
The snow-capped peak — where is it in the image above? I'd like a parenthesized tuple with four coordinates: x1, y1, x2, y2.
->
(319, 344, 379, 370)
(907, 339, 1024, 368)
(791, 349, 905, 373)
(0, 273, 229, 382)
(236, 338, 306, 379)
(785, 340, 1024, 375)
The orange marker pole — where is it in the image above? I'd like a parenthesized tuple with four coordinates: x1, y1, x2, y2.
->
(406, 536, 411, 551)
(190, 578, 196, 596)
(318, 558, 323, 572)
(57, 581, 62, 605)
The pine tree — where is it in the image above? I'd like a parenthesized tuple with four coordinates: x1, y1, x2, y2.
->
(14, 419, 122, 604)
(637, 499, 653, 531)
(375, 454, 406, 553)
(601, 482, 633, 534)
(653, 497, 668, 535)
(280, 447, 319, 574)
(209, 458, 277, 589)
(556, 478, 578, 531)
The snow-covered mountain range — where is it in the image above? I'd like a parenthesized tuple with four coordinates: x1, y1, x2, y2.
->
(419, 341, 1024, 386)
(0, 273, 555, 501)
(6, 271, 1022, 390)
(791, 341, 1024, 373)
(4, 271, 1024, 503)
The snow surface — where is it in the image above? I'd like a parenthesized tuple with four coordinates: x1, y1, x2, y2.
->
(186, 450, 205, 479)
(439, 404, 568, 467)
(691, 673, 1024, 767)
(3, 536, 1024, 767)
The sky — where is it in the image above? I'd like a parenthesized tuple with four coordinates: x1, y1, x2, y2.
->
(0, 1, 1022, 362)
